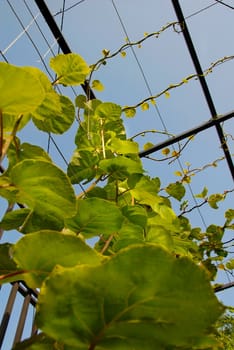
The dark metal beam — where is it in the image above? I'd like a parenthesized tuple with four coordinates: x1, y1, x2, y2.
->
(171, 0, 234, 181)
(34, 0, 96, 100)
(139, 111, 234, 157)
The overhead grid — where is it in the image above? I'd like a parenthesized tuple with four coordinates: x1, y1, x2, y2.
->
(0, 0, 233, 348)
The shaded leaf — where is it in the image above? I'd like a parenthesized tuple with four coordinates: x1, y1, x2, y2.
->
(11, 231, 102, 287)
(99, 156, 143, 180)
(7, 160, 76, 220)
(65, 198, 124, 238)
(37, 245, 224, 349)
(32, 95, 75, 134)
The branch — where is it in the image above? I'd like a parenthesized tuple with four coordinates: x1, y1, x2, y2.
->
(122, 55, 234, 112)
(214, 281, 234, 293)
(89, 21, 177, 81)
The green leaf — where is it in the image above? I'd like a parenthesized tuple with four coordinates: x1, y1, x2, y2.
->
(121, 205, 147, 229)
(99, 156, 143, 180)
(91, 79, 105, 91)
(37, 245, 224, 349)
(196, 186, 208, 199)
(32, 95, 75, 134)
(165, 182, 185, 201)
(75, 94, 87, 108)
(50, 53, 90, 85)
(65, 198, 124, 238)
(0, 243, 18, 275)
(95, 102, 122, 120)
(208, 193, 224, 209)
(7, 160, 76, 220)
(124, 107, 136, 118)
(226, 259, 234, 270)
(13, 333, 70, 350)
(108, 138, 139, 154)
(11, 231, 102, 287)
(0, 208, 31, 231)
(67, 150, 99, 184)
(141, 102, 149, 111)
(7, 142, 52, 172)
(0, 62, 45, 115)
(2, 114, 31, 134)
(143, 142, 154, 151)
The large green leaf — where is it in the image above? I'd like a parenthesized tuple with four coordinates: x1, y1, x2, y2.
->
(50, 53, 90, 85)
(0, 62, 45, 115)
(65, 198, 124, 238)
(32, 95, 75, 134)
(11, 231, 102, 287)
(2, 160, 76, 222)
(37, 244, 224, 349)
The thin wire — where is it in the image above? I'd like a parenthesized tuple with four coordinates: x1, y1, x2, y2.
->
(111, 0, 207, 228)
(23, 0, 57, 58)
(2, 13, 40, 55)
(48, 0, 66, 156)
(7, 0, 85, 195)
(185, 2, 219, 20)
(53, 0, 87, 17)
(0, 50, 9, 63)
(213, 0, 234, 10)
(6, 0, 54, 80)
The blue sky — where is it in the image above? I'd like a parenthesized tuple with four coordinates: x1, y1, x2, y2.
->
(0, 0, 233, 346)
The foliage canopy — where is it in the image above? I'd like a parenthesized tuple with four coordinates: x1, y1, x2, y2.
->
(0, 52, 233, 349)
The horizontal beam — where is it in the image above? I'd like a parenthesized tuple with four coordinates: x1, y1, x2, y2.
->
(139, 111, 234, 157)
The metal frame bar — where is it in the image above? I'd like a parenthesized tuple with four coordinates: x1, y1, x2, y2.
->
(171, 0, 234, 180)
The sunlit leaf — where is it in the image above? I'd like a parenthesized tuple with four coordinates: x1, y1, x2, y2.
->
(164, 91, 170, 98)
(37, 245, 224, 349)
(102, 49, 110, 57)
(161, 147, 170, 156)
(108, 138, 139, 154)
(121, 51, 126, 57)
(208, 194, 224, 209)
(174, 171, 182, 177)
(141, 102, 149, 111)
(165, 182, 185, 201)
(143, 142, 154, 150)
(124, 107, 136, 118)
(196, 186, 208, 199)
(226, 259, 234, 270)
(91, 79, 104, 91)
(50, 53, 90, 85)
(2, 114, 31, 134)
(65, 198, 124, 238)
(0, 62, 45, 115)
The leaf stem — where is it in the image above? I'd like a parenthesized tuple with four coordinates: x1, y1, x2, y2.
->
(0, 114, 23, 165)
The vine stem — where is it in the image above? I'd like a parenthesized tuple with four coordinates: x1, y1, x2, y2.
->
(100, 234, 114, 254)
(0, 114, 23, 165)
(122, 55, 234, 112)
